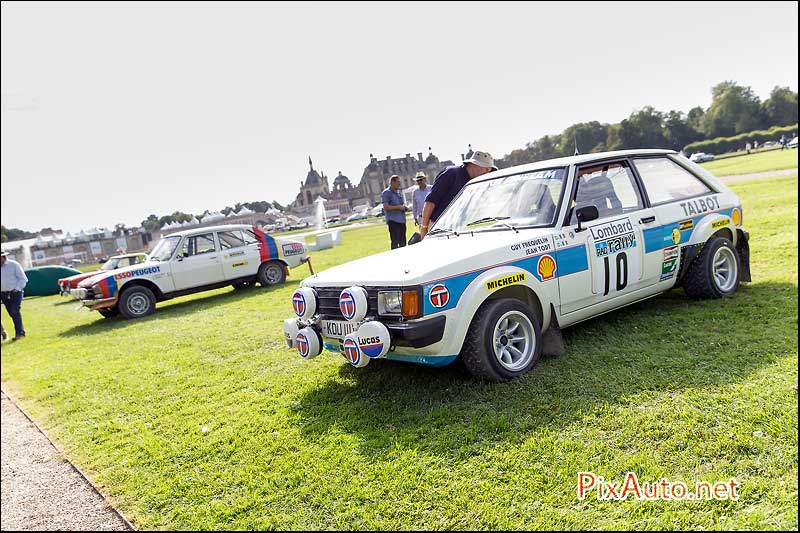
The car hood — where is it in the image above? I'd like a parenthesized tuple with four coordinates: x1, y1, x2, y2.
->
(60, 270, 100, 283)
(302, 229, 554, 287)
(77, 260, 162, 288)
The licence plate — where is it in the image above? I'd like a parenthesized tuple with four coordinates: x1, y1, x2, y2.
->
(321, 320, 357, 339)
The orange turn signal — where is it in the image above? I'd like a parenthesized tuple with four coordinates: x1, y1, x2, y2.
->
(402, 290, 419, 318)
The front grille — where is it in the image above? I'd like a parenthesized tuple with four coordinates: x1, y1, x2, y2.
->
(313, 286, 395, 320)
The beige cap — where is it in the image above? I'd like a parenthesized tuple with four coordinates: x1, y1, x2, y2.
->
(414, 171, 427, 180)
(464, 150, 497, 171)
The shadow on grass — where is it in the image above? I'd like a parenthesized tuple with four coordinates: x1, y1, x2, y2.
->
(295, 281, 797, 458)
(57, 284, 286, 337)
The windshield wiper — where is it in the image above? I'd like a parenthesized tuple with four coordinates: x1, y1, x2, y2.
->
(466, 216, 518, 233)
(427, 228, 459, 237)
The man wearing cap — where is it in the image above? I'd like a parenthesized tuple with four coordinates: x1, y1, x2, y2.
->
(411, 171, 431, 227)
(1, 251, 28, 341)
(381, 175, 410, 250)
(419, 150, 497, 240)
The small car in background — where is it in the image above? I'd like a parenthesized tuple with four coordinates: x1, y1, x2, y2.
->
(70, 224, 309, 319)
(58, 253, 148, 295)
(789, 136, 798, 149)
(690, 152, 715, 163)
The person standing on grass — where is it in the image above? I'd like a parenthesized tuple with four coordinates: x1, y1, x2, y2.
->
(418, 150, 497, 240)
(381, 175, 409, 250)
(411, 171, 431, 226)
(1, 250, 28, 341)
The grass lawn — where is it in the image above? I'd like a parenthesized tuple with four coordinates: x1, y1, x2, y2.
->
(700, 148, 798, 176)
(1, 175, 797, 529)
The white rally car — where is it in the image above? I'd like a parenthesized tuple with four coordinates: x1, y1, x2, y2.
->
(283, 150, 751, 381)
(71, 224, 309, 319)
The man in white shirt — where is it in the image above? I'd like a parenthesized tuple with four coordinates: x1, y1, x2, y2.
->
(411, 171, 431, 227)
(1, 251, 28, 340)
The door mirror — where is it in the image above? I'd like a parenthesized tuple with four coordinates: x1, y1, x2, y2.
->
(575, 205, 599, 232)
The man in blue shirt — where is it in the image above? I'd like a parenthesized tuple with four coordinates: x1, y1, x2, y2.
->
(419, 150, 497, 240)
(381, 175, 409, 249)
(1, 251, 28, 341)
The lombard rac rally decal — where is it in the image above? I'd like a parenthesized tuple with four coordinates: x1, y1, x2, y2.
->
(339, 290, 357, 320)
(589, 217, 641, 297)
(343, 336, 361, 365)
(429, 284, 450, 308)
(292, 291, 307, 317)
(296, 332, 310, 358)
(282, 242, 304, 257)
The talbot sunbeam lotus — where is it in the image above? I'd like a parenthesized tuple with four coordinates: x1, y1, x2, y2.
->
(283, 150, 750, 381)
(70, 224, 309, 319)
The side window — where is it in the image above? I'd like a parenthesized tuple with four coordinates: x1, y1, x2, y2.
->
(179, 233, 217, 257)
(242, 230, 260, 245)
(219, 230, 246, 250)
(570, 161, 643, 223)
(632, 157, 712, 205)
(119, 257, 132, 268)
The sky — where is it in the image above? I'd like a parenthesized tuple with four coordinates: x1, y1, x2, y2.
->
(1, 1, 797, 233)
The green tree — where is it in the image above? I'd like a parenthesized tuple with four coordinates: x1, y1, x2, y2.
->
(559, 121, 610, 156)
(702, 81, 764, 138)
(663, 110, 702, 151)
(762, 86, 798, 127)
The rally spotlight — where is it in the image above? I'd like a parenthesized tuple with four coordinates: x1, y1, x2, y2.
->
(356, 320, 391, 359)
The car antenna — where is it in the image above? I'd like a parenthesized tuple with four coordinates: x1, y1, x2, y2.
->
(574, 135, 580, 156)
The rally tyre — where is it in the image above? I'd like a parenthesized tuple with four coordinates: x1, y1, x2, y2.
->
(98, 307, 119, 319)
(683, 236, 740, 299)
(118, 286, 157, 319)
(460, 298, 542, 382)
(257, 261, 286, 287)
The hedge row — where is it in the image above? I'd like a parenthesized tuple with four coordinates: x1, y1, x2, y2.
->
(684, 124, 798, 154)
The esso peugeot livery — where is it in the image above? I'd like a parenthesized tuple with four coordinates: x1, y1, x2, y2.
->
(71, 224, 309, 319)
(282, 150, 751, 381)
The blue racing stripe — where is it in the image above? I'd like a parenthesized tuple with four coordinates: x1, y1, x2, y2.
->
(266, 235, 279, 259)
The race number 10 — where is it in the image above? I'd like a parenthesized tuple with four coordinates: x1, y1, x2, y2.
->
(603, 251, 628, 296)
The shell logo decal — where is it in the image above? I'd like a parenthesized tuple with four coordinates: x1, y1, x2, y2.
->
(295, 332, 310, 358)
(671, 228, 682, 245)
(537, 254, 557, 281)
(429, 284, 450, 308)
(292, 291, 306, 317)
(339, 290, 357, 320)
(343, 337, 361, 365)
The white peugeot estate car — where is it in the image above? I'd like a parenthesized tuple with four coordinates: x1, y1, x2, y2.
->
(72, 224, 309, 319)
(283, 150, 751, 381)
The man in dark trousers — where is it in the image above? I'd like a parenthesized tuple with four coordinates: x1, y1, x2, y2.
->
(381, 174, 409, 249)
(418, 150, 497, 240)
(1, 250, 28, 341)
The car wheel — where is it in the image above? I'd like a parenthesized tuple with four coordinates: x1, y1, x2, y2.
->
(118, 286, 157, 319)
(460, 298, 542, 381)
(683, 236, 741, 299)
(257, 261, 286, 287)
(98, 307, 119, 318)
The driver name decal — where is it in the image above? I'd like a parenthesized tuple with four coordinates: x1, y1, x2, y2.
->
(510, 237, 552, 256)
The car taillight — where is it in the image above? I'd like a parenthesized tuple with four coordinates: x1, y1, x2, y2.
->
(402, 290, 419, 318)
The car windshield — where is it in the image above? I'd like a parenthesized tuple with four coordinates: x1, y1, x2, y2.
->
(432, 168, 567, 234)
(100, 257, 120, 270)
(148, 236, 181, 262)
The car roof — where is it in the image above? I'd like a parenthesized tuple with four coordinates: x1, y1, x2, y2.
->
(110, 252, 148, 259)
(163, 224, 254, 237)
(473, 149, 677, 184)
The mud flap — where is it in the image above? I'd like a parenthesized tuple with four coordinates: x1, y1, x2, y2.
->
(736, 229, 751, 282)
(542, 304, 566, 357)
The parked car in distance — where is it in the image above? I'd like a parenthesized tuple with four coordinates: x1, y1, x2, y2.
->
(690, 152, 715, 163)
(58, 253, 148, 295)
(346, 212, 368, 222)
(789, 136, 798, 149)
(370, 205, 384, 217)
(70, 224, 309, 319)
(283, 149, 750, 381)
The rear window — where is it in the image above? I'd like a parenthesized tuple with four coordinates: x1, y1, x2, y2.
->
(632, 157, 712, 205)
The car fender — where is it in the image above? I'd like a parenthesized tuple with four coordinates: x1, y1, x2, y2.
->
(427, 264, 555, 357)
(686, 211, 737, 247)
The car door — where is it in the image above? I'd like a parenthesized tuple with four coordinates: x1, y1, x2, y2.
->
(218, 229, 262, 280)
(557, 159, 662, 314)
(170, 232, 225, 290)
(630, 155, 719, 284)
